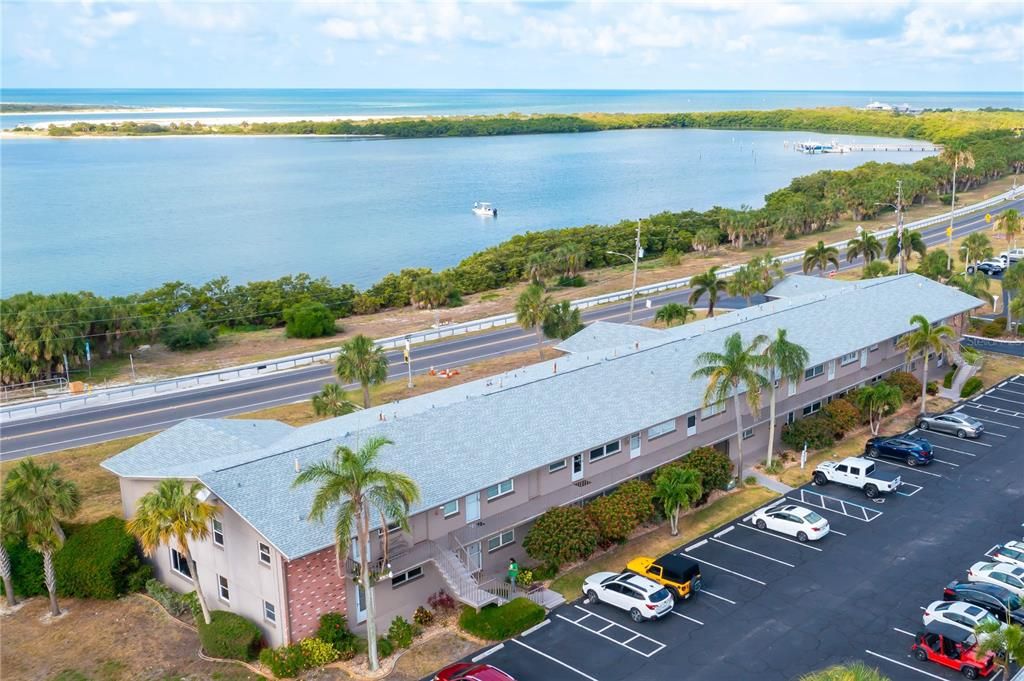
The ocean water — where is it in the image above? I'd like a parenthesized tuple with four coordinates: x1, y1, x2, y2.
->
(1, 88, 1021, 124)
(1, 128, 935, 296)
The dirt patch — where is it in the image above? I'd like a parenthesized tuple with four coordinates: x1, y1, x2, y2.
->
(386, 629, 478, 681)
(0, 595, 258, 681)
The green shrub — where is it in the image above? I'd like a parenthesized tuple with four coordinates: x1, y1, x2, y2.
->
(55, 517, 147, 599)
(662, 248, 681, 266)
(613, 479, 656, 525)
(679, 446, 733, 494)
(822, 398, 861, 438)
(376, 637, 394, 659)
(522, 506, 598, 570)
(259, 644, 308, 679)
(182, 590, 201, 621)
(197, 611, 262, 661)
(388, 616, 415, 649)
(162, 312, 216, 350)
(886, 371, 922, 402)
(316, 611, 355, 654)
(763, 460, 783, 475)
(926, 381, 938, 395)
(529, 564, 557, 581)
(556, 274, 586, 287)
(781, 415, 835, 450)
(283, 301, 337, 338)
(960, 376, 984, 398)
(516, 569, 534, 590)
(744, 475, 758, 486)
(586, 493, 637, 545)
(299, 636, 338, 667)
(145, 579, 192, 618)
(982, 318, 1007, 338)
(458, 598, 545, 641)
(413, 606, 435, 627)
(1, 539, 45, 597)
(943, 368, 957, 389)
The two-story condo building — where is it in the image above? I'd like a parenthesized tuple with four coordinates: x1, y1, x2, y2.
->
(102, 274, 981, 646)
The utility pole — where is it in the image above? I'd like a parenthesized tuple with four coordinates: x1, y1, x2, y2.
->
(629, 219, 642, 323)
(404, 339, 413, 389)
(947, 160, 958, 271)
(896, 180, 906, 275)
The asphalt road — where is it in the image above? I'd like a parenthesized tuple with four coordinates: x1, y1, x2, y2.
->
(434, 378, 1024, 681)
(2, 196, 1022, 460)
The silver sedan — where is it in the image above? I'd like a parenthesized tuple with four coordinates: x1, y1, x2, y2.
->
(916, 412, 984, 438)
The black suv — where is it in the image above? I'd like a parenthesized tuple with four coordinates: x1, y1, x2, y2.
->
(943, 580, 1024, 626)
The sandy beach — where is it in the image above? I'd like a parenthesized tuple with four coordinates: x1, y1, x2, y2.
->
(9, 113, 409, 131)
(0, 106, 230, 117)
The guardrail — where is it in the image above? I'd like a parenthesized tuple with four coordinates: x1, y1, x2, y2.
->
(3, 185, 1021, 422)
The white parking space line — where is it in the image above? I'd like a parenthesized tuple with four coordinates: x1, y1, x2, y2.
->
(985, 544, 1000, 558)
(509, 639, 601, 681)
(710, 537, 796, 567)
(681, 553, 768, 585)
(897, 482, 924, 497)
(930, 443, 977, 457)
(736, 522, 823, 551)
(472, 643, 504, 662)
(872, 459, 943, 477)
(964, 403, 1024, 419)
(994, 384, 1024, 396)
(701, 589, 737, 605)
(912, 428, 992, 447)
(865, 650, 948, 680)
(789, 489, 883, 522)
(932, 458, 959, 467)
(892, 627, 916, 637)
(558, 606, 666, 657)
(672, 611, 704, 626)
(685, 539, 708, 552)
(980, 394, 1024, 408)
(963, 413, 1021, 429)
(828, 528, 848, 536)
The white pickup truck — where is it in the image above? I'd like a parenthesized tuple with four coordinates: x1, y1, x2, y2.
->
(812, 457, 902, 498)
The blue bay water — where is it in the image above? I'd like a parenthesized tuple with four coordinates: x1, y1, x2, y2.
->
(1, 128, 935, 296)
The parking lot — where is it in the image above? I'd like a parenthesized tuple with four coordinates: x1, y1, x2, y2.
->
(444, 375, 1024, 681)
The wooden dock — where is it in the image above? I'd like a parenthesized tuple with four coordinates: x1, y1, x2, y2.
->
(790, 140, 940, 154)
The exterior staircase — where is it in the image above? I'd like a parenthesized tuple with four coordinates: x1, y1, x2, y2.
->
(937, 343, 981, 401)
(427, 540, 501, 609)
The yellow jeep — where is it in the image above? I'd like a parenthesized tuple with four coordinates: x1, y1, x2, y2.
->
(626, 555, 702, 600)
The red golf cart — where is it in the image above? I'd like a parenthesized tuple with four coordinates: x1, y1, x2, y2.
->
(911, 621, 997, 679)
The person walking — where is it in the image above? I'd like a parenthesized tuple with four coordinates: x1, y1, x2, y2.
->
(508, 558, 520, 590)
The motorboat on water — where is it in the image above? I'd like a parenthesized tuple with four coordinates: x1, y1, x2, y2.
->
(472, 202, 497, 217)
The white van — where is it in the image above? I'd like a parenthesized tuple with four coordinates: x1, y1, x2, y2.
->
(999, 248, 1024, 264)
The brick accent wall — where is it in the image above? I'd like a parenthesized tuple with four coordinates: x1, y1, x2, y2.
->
(284, 546, 347, 642)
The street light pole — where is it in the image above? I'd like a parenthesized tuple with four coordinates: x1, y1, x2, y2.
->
(896, 179, 905, 275)
(606, 219, 644, 323)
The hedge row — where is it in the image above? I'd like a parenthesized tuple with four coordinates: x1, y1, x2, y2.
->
(458, 598, 546, 641)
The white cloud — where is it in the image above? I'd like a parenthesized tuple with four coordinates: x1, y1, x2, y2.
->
(159, 2, 248, 32)
(17, 45, 58, 67)
(72, 6, 139, 48)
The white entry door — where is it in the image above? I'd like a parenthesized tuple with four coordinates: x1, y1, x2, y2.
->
(465, 492, 481, 523)
(355, 584, 367, 623)
(571, 453, 584, 482)
(466, 542, 482, 573)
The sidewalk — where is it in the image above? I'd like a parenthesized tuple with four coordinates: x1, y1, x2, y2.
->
(744, 469, 795, 495)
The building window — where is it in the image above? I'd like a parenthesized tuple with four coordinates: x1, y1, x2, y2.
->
(742, 428, 754, 440)
(391, 565, 424, 587)
(787, 411, 795, 425)
(548, 460, 566, 473)
(264, 600, 276, 624)
(804, 364, 824, 380)
(377, 520, 400, 537)
(840, 351, 859, 366)
(258, 542, 271, 565)
(701, 401, 724, 419)
(170, 548, 192, 580)
(487, 529, 514, 553)
(648, 419, 676, 440)
(217, 575, 230, 602)
(870, 343, 879, 352)
(802, 401, 822, 416)
(486, 479, 514, 501)
(589, 440, 620, 463)
(442, 499, 460, 517)
(212, 519, 224, 547)
(686, 415, 697, 436)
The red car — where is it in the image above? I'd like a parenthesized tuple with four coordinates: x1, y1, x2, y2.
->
(911, 621, 996, 679)
(434, 663, 516, 681)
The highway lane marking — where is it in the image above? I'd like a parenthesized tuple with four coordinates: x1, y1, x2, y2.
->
(710, 537, 795, 567)
(508, 639, 600, 681)
(736, 521, 823, 550)
(864, 650, 947, 680)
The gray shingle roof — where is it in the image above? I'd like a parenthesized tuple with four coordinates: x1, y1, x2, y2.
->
(104, 274, 981, 559)
(766, 273, 852, 299)
(555, 320, 667, 354)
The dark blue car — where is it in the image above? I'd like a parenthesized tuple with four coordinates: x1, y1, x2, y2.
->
(864, 434, 934, 466)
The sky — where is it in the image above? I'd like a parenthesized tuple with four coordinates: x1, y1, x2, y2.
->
(2, 0, 1022, 91)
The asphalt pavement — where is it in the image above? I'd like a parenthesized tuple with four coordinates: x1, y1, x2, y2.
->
(2, 195, 1022, 460)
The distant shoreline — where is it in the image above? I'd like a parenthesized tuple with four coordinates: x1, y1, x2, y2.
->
(0, 105, 231, 117)
(8, 113, 405, 131)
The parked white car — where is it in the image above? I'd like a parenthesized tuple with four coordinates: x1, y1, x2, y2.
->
(968, 561, 1024, 598)
(751, 504, 830, 542)
(999, 248, 1024, 264)
(922, 600, 1005, 638)
(992, 540, 1024, 570)
(582, 571, 674, 622)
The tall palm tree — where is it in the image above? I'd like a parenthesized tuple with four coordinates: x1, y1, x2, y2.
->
(524, 253, 552, 286)
(293, 436, 419, 673)
(688, 267, 728, 317)
(654, 303, 695, 328)
(692, 332, 769, 487)
(2, 459, 81, 616)
(747, 253, 785, 290)
(999, 209, 1021, 249)
(886, 231, 927, 266)
(897, 314, 955, 414)
(516, 284, 553, 359)
(726, 265, 763, 306)
(653, 467, 703, 536)
(852, 383, 903, 435)
(941, 143, 976, 223)
(312, 383, 356, 418)
(554, 243, 587, 278)
(974, 621, 1024, 677)
(960, 232, 993, 269)
(541, 300, 583, 340)
(761, 329, 810, 468)
(1003, 261, 1024, 332)
(846, 232, 883, 264)
(335, 335, 389, 409)
(947, 271, 994, 307)
(0, 503, 18, 607)
(127, 478, 218, 624)
(802, 241, 840, 276)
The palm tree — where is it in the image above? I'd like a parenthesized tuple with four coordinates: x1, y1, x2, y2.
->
(410, 274, 450, 327)
(524, 252, 552, 286)
(886, 231, 927, 266)
(897, 315, 955, 414)
(312, 383, 356, 418)
(127, 479, 218, 624)
(802, 241, 840, 276)
(2, 459, 81, 616)
(846, 232, 883, 264)
(799, 661, 891, 681)
(761, 329, 810, 468)
(293, 437, 419, 673)
(516, 284, 553, 359)
(975, 621, 1023, 676)
(999, 209, 1021, 249)
(960, 232, 993, 269)
(688, 267, 728, 317)
(653, 467, 703, 536)
(692, 332, 769, 487)
(940, 143, 975, 215)
(554, 243, 587, 278)
(0, 503, 18, 608)
(335, 335, 389, 409)
(861, 260, 892, 280)
(947, 271, 994, 307)
(541, 300, 583, 340)
(1004, 262, 1024, 333)
(726, 265, 763, 306)
(654, 303, 695, 328)
(853, 383, 903, 435)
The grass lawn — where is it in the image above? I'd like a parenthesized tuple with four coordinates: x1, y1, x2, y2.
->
(974, 351, 1024, 387)
(548, 485, 778, 601)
